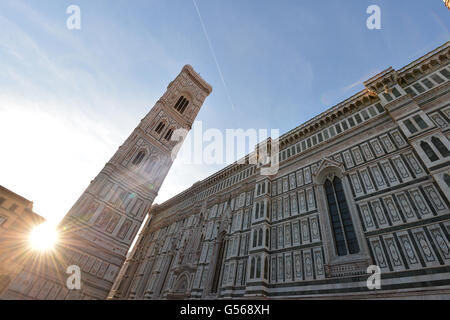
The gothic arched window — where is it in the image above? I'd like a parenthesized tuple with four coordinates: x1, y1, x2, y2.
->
(324, 177, 359, 256)
(174, 96, 189, 114)
(256, 256, 261, 278)
(211, 235, 225, 294)
(258, 229, 263, 247)
(431, 137, 450, 157)
(132, 151, 146, 166)
(164, 129, 174, 141)
(155, 122, 165, 134)
(420, 141, 439, 162)
(264, 257, 269, 280)
(250, 257, 255, 279)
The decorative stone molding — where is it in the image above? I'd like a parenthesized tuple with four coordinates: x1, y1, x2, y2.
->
(324, 259, 371, 278)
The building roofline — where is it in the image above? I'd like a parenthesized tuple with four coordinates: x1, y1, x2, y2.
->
(0, 185, 32, 205)
(154, 41, 450, 211)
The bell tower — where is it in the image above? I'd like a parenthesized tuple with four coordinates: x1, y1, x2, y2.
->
(5, 65, 212, 300)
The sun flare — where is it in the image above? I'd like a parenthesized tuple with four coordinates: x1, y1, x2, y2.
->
(29, 222, 58, 251)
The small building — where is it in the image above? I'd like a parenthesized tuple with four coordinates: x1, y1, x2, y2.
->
(0, 186, 45, 297)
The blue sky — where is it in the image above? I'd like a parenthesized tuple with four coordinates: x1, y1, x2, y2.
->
(0, 0, 449, 223)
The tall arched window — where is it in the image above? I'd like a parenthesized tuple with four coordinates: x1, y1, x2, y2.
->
(250, 257, 255, 279)
(258, 229, 263, 247)
(324, 177, 359, 256)
(421, 141, 439, 162)
(255, 203, 260, 219)
(252, 231, 257, 248)
(256, 256, 261, 278)
(264, 257, 269, 280)
(132, 151, 145, 166)
(155, 122, 165, 134)
(164, 129, 174, 141)
(211, 235, 226, 294)
(174, 96, 189, 114)
(431, 137, 450, 157)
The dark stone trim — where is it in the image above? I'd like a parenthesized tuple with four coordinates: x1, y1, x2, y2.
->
(364, 214, 450, 237)
(404, 189, 424, 221)
(423, 226, 445, 265)
(367, 201, 380, 230)
(239, 265, 450, 290)
(243, 279, 450, 297)
(393, 232, 410, 270)
(430, 160, 450, 172)
(354, 176, 431, 203)
(388, 157, 404, 184)
(392, 193, 408, 224)
(418, 185, 438, 217)
(379, 235, 394, 272)
(269, 242, 323, 255)
(407, 229, 427, 268)
(418, 87, 450, 107)
(440, 222, 450, 243)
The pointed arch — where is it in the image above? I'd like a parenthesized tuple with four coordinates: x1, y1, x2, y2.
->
(431, 136, 450, 157)
(315, 160, 360, 257)
(164, 127, 175, 141)
(421, 141, 439, 162)
(324, 177, 359, 256)
(313, 158, 345, 185)
(250, 257, 256, 279)
(256, 256, 262, 278)
(257, 228, 263, 246)
(174, 96, 190, 114)
(154, 121, 166, 134)
(174, 274, 189, 294)
(132, 150, 146, 166)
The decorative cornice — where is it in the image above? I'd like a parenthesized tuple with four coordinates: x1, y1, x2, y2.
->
(182, 64, 213, 94)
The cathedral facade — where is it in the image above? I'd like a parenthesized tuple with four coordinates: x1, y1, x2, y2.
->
(3, 43, 450, 300)
(111, 42, 450, 299)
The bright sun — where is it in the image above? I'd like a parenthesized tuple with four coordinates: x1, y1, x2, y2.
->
(30, 222, 58, 251)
